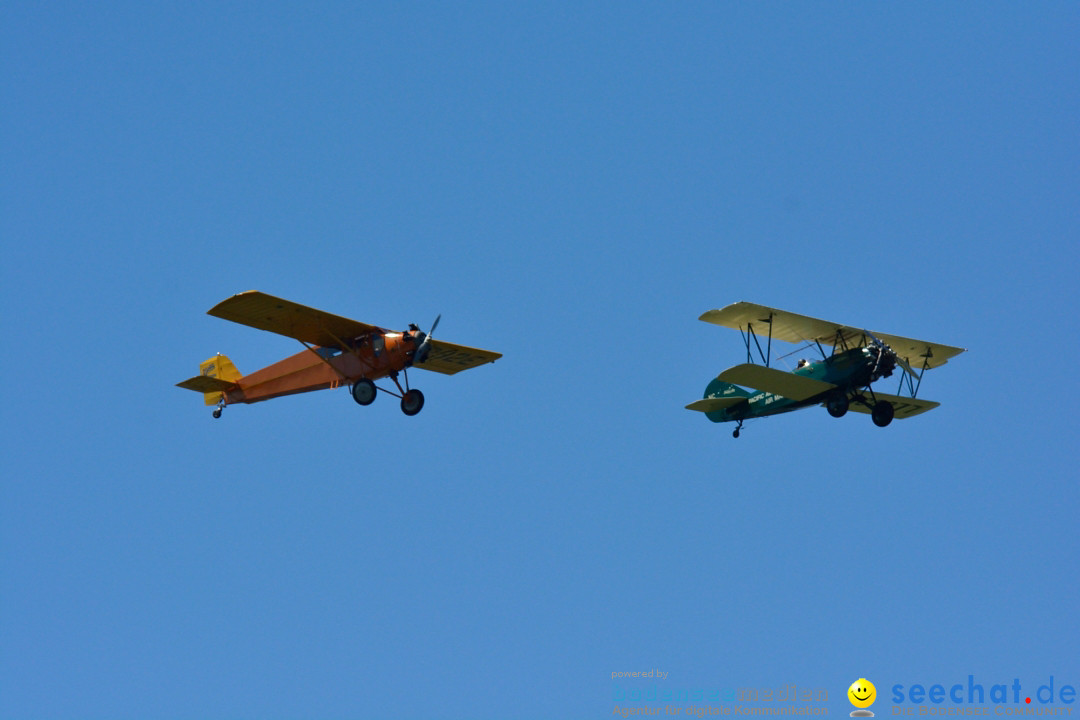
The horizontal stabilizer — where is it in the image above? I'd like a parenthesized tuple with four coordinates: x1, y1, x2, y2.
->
(847, 393, 940, 419)
(685, 397, 748, 413)
(176, 375, 239, 393)
(415, 340, 502, 375)
(718, 363, 837, 401)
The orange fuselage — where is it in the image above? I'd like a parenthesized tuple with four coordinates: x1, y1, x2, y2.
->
(224, 331, 416, 405)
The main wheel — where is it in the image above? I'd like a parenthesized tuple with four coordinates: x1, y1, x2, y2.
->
(826, 393, 849, 418)
(352, 378, 376, 406)
(400, 388, 425, 416)
(871, 400, 894, 427)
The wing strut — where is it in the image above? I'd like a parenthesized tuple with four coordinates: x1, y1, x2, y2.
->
(831, 328, 850, 354)
(298, 339, 351, 386)
(323, 326, 379, 375)
(296, 325, 379, 385)
(896, 353, 932, 398)
(740, 312, 774, 366)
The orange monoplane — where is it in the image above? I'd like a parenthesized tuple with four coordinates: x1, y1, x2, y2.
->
(177, 291, 501, 418)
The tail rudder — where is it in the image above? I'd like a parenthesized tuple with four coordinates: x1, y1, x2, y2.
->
(198, 354, 241, 405)
(695, 376, 751, 423)
(200, 354, 241, 383)
(177, 354, 242, 405)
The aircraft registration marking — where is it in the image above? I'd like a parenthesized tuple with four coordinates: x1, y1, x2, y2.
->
(746, 392, 790, 406)
(429, 347, 490, 366)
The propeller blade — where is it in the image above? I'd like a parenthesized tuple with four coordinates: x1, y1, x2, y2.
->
(864, 328, 915, 377)
(412, 314, 441, 365)
(895, 355, 919, 379)
(864, 329, 894, 378)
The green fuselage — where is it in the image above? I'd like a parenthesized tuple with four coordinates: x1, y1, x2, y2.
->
(703, 347, 884, 423)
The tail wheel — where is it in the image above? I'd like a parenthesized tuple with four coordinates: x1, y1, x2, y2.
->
(352, 379, 376, 406)
(826, 393, 849, 418)
(400, 389, 425, 416)
(871, 400, 894, 427)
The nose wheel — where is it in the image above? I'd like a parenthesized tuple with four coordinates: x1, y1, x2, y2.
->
(733, 420, 744, 438)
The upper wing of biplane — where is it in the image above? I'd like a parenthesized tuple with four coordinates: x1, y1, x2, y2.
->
(865, 331, 965, 371)
(699, 302, 965, 369)
(415, 340, 502, 375)
(718, 363, 838, 401)
(208, 291, 386, 348)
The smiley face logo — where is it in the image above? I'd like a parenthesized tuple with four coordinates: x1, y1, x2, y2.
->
(848, 678, 876, 709)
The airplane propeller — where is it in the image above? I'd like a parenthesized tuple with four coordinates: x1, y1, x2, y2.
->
(412, 314, 441, 365)
(866, 329, 927, 379)
(863, 329, 902, 379)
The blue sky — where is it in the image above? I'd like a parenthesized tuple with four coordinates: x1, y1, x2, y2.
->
(2, 3, 1077, 719)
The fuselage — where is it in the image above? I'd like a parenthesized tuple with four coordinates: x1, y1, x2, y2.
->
(222, 330, 420, 405)
(703, 346, 891, 423)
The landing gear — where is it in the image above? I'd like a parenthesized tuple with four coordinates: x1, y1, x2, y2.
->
(212, 400, 224, 419)
(733, 420, 744, 439)
(351, 378, 376, 406)
(872, 400, 894, 427)
(400, 389, 425, 416)
(351, 369, 426, 416)
(826, 393, 849, 418)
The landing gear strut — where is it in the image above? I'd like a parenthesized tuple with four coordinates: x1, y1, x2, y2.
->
(361, 368, 424, 416)
(733, 420, 744, 439)
(212, 399, 224, 419)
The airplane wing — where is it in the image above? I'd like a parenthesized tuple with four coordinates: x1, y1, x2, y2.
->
(699, 302, 965, 369)
(718, 363, 837, 401)
(862, 331, 965, 371)
(414, 339, 502, 375)
(700, 302, 851, 344)
(845, 392, 940, 419)
(208, 291, 385, 348)
(685, 396, 748, 413)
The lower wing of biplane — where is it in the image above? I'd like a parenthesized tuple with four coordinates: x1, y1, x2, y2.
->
(177, 291, 501, 418)
(687, 302, 963, 437)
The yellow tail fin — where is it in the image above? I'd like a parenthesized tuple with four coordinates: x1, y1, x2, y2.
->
(196, 354, 242, 405)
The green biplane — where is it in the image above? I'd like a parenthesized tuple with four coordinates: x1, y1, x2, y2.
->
(686, 302, 965, 438)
